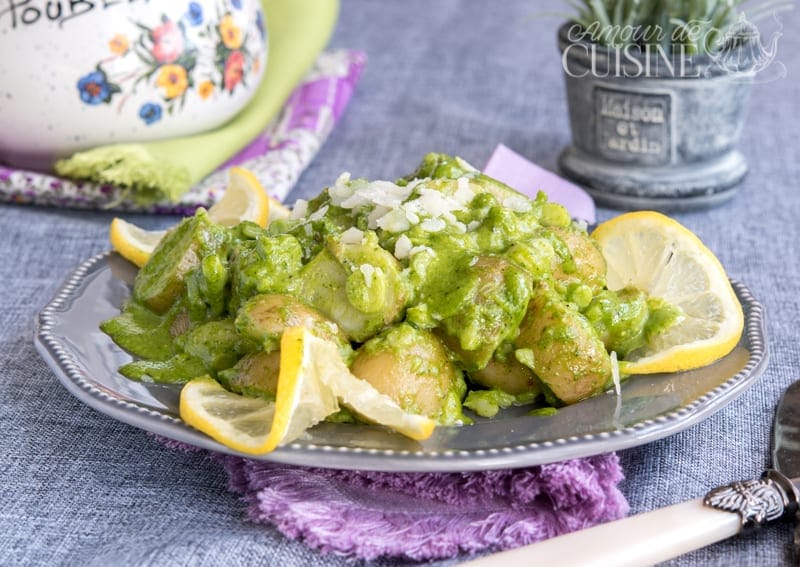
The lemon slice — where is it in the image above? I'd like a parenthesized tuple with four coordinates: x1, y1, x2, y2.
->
(267, 194, 291, 223)
(591, 211, 744, 374)
(257, 326, 343, 452)
(207, 166, 271, 228)
(265, 326, 435, 446)
(109, 218, 166, 268)
(294, 327, 437, 441)
(179, 327, 340, 454)
(109, 166, 272, 267)
(179, 375, 277, 454)
(179, 327, 435, 454)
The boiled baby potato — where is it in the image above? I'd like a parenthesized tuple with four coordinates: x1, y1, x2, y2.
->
(437, 255, 531, 370)
(350, 323, 464, 424)
(299, 232, 407, 342)
(219, 350, 282, 400)
(133, 212, 224, 314)
(546, 225, 607, 293)
(515, 283, 612, 404)
(235, 293, 349, 353)
(469, 354, 542, 397)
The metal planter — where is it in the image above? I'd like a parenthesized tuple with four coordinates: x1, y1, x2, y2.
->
(557, 22, 756, 211)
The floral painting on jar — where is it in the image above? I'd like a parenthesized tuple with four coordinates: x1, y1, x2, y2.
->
(75, 0, 265, 126)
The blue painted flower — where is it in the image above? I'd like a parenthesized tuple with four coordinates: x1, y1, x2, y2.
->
(77, 70, 111, 105)
(139, 102, 163, 125)
(255, 10, 265, 41)
(186, 1, 203, 26)
(231, 0, 242, 9)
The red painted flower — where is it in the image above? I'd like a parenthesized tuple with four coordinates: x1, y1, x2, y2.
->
(151, 20, 184, 63)
(223, 51, 245, 92)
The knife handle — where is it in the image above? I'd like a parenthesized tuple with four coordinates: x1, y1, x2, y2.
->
(461, 498, 741, 567)
(461, 470, 800, 567)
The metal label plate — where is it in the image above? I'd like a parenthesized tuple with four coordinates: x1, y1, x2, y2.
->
(594, 86, 672, 166)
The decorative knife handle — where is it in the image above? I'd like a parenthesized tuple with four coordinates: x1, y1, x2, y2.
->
(703, 469, 799, 527)
(460, 470, 799, 567)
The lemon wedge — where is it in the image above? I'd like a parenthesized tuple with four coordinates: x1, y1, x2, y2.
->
(291, 327, 437, 441)
(109, 218, 166, 268)
(592, 211, 744, 374)
(206, 166, 271, 228)
(179, 327, 436, 454)
(180, 375, 277, 454)
(256, 326, 343, 452)
(267, 194, 291, 223)
(109, 166, 272, 267)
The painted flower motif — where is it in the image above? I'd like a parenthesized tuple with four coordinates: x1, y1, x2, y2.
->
(77, 1, 261, 121)
(151, 19, 185, 63)
(139, 102, 163, 124)
(186, 2, 204, 26)
(156, 64, 189, 99)
(219, 14, 243, 49)
(77, 70, 113, 105)
(198, 80, 215, 100)
(108, 34, 129, 55)
(255, 10, 265, 41)
(223, 51, 245, 92)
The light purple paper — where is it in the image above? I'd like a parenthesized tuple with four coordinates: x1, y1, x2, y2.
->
(483, 144, 596, 224)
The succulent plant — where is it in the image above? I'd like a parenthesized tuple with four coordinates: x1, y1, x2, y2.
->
(566, 0, 794, 54)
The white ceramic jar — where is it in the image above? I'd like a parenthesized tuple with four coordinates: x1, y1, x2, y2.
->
(0, 0, 268, 171)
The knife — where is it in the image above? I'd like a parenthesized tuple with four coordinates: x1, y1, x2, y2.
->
(461, 380, 800, 567)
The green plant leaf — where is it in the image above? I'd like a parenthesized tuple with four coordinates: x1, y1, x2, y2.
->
(561, 0, 782, 54)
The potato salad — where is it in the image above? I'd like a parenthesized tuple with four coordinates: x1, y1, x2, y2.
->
(102, 153, 680, 424)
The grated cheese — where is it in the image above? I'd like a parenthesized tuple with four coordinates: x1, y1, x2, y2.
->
(340, 227, 365, 245)
(420, 218, 446, 232)
(610, 351, 622, 429)
(309, 204, 329, 221)
(502, 195, 533, 213)
(394, 235, 413, 259)
(376, 209, 411, 233)
(359, 264, 375, 287)
(409, 245, 435, 257)
(290, 199, 309, 219)
(328, 172, 353, 202)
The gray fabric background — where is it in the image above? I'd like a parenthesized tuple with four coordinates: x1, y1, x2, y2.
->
(2, 1, 799, 565)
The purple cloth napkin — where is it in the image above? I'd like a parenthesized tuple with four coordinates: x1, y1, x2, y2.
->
(158, 437, 627, 561)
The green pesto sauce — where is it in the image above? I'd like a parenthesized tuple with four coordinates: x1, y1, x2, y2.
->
(99, 300, 177, 361)
(102, 152, 683, 419)
(463, 389, 516, 418)
(644, 296, 683, 341)
(583, 288, 682, 358)
(528, 406, 559, 417)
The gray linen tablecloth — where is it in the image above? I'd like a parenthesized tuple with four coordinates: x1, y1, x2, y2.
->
(2, 1, 799, 565)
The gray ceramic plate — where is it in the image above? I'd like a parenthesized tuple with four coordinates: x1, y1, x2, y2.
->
(35, 252, 769, 472)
